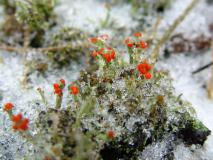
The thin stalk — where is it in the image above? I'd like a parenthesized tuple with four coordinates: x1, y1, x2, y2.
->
(55, 95, 62, 109)
(23, 26, 30, 48)
(128, 47, 134, 64)
(37, 88, 48, 106)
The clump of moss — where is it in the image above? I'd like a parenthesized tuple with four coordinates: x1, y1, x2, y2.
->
(46, 27, 89, 66)
(32, 29, 209, 158)
(16, 0, 56, 31)
(0, 0, 89, 66)
(0, 0, 16, 15)
(0, 0, 57, 46)
(127, 0, 171, 14)
(33, 62, 210, 159)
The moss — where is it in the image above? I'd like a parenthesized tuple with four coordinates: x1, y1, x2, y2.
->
(0, 0, 16, 15)
(0, 0, 57, 47)
(16, 0, 56, 31)
(127, 0, 171, 14)
(192, 120, 210, 132)
(168, 109, 211, 145)
(46, 27, 89, 65)
(176, 113, 211, 145)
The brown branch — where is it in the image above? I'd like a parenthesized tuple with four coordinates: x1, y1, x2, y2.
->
(0, 43, 88, 53)
(36, 45, 70, 52)
(152, 16, 161, 40)
(151, 0, 199, 63)
(0, 44, 24, 52)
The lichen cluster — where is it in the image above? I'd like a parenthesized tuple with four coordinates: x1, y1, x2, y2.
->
(3, 31, 211, 159)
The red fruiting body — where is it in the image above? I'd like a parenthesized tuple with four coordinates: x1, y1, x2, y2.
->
(107, 130, 116, 139)
(19, 118, 29, 131)
(53, 82, 64, 97)
(3, 102, 29, 132)
(111, 50, 116, 60)
(91, 50, 98, 58)
(134, 32, 142, 37)
(3, 103, 14, 112)
(124, 38, 130, 44)
(124, 38, 134, 48)
(53, 83, 60, 90)
(55, 90, 62, 96)
(70, 86, 79, 95)
(60, 79, 65, 85)
(107, 47, 116, 60)
(89, 37, 98, 43)
(139, 41, 148, 49)
(54, 87, 62, 96)
(137, 62, 152, 80)
(145, 72, 152, 80)
(127, 43, 134, 48)
(137, 62, 151, 74)
(124, 33, 148, 49)
(103, 53, 112, 63)
(12, 115, 29, 131)
(12, 124, 19, 130)
(98, 48, 104, 55)
(107, 47, 112, 50)
(12, 113, 23, 122)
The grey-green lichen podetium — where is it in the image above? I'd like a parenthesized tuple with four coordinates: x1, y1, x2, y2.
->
(35, 66, 210, 160)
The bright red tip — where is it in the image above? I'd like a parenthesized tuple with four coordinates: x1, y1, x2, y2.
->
(3, 103, 14, 112)
(89, 37, 98, 43)
(60, 79, 65, 85)
(12, 113, 23, 122)
(70, 86, 79, 95)
(107, 130, 116, 139)
(133, 32, 142, 37)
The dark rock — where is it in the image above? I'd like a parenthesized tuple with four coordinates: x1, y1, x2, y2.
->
(177, 119, 211, 145)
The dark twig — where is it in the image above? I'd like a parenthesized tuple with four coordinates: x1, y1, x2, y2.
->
(192, 62, 213, 74)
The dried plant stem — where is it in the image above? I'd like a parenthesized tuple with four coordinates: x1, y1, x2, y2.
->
(0, 44, 23, 53)
(152, 16, 161, 40)
(151, 0, 199, 63)
(0, 43, 88, 53)
(207, 40, 213, 99)
(36, 45, 70, 52)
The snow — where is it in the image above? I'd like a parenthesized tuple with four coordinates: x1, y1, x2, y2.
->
(157, 0, 213, 158)
(0, 0, 213, 159)
(55, 0, 137, 34)
(158, 51, 213, 159)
